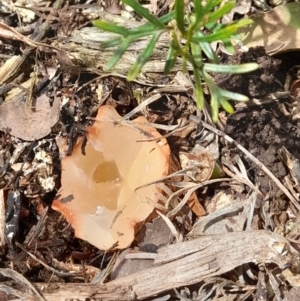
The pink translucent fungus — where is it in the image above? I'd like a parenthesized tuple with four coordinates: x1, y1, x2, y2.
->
(52, 105, 170, 250)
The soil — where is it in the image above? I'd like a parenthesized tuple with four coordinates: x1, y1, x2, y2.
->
(1, 1, 300, 301)
(215, 48, 300, 198)
(215, 47, 284, 98)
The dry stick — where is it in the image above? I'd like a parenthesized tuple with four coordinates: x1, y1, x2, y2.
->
(0, 190, 5, 249)
(15, 242, 80, 278)
(0, 268, 46, 301)
(189, 115, 300, 211)
(123, 93, 162, 119)
(24, 0, 66, 42)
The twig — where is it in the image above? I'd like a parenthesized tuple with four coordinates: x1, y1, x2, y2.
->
(156, 210, 182, 243)
(15, 242, 79, 278)
(0, 190, 5, 249)
(222, 160, 263, 196)
(0, 268, 46, 301)
(165, 179, 231, 218)
(0, 0, 66, 85)
(123, 93, 162, 119)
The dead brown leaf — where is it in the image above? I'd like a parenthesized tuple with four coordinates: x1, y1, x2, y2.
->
(0, 95, 60, 141)
(238, 3, 300, 55)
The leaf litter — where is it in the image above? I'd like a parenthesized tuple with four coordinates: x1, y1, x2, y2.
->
(1, 1, 300, 301)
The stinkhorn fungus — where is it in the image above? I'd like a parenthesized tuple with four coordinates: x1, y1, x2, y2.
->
(52, 105, 170, 250)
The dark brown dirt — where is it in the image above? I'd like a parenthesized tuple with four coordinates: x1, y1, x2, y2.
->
(213, 48, 300, 200)
(214, 46, 283, 98)
(225, 103, 300, 197)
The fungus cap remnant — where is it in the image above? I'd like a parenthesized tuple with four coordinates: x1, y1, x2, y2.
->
(52, 105, 170, 250)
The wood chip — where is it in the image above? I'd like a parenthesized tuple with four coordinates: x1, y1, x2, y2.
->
(31, 231, 292, 301)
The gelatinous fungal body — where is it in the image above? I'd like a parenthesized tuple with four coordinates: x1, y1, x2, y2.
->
(52, 105, 170, 250)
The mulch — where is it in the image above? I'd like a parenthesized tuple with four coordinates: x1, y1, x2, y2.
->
(1, 0, 300, 300)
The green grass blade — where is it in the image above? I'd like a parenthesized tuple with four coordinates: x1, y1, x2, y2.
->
(193, 31, 219, 63)
(210, 91, 219, 122)
(127, 32, 161, 81)
(101, 28, 159, 49)
(131, 11, 174, 33)
(222, 39, 234, 55)
(121, 0, 164, 28)
(104, 38, 132, 71)
(193, 0, 230, 30)
(207, 1, 235, 23)
(193, 0, 203, 22)
(203, 63, 258, 74)
(126, 11, 173, 36)
(202, 0, 223, 16)
(100, 11, 174, 49)
(101, 37, 123, 48)
(156, 11, 175, 24)
(219, 89, 249, 102)
(193, 27, 235, 43)
(219, 97, 234, 114)
(205, 21, 223, 31)
(127, 29, 160, 39)
(92, 20, 129, 36)
(202, 70, 221, 122)
(193, 19, 253, 43)
(193, 66, 205, 109)
(200, 41, 219, 63)
(191, 41, 202, 67)
(164, 42, 178, 74)
(175, 0, 185, 33)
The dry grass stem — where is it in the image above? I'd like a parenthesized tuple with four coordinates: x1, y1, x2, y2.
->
(190, 116, 300, 211)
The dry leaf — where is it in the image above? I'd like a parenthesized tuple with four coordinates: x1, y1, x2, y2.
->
(238, 3, 300, 55)
(0, 95, 60, 141)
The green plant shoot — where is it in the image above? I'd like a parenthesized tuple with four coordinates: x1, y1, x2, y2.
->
(92, 0, 258, 122)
